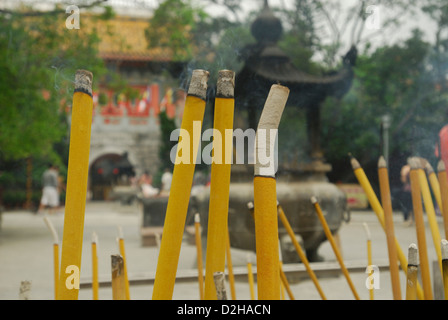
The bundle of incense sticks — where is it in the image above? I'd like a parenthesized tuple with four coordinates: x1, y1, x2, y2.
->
(350, 154, 448, 300)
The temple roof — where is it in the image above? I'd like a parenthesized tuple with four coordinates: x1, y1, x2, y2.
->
(83, 14, 172, 62)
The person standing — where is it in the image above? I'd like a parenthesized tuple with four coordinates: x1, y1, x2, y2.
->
(37, 164, 61, 214)
(159, 168, 173, 196)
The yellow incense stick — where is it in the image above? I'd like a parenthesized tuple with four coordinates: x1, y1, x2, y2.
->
(279, 262, 295, 300)
(57, 70, 94, 300)
(111, 255, 127, 300)
(253, 84, 289, 300)
(225, 226, 236, 300)
(194, 213, 204, 300)
(363, 223, 374, 300)
(377, 156, 401, 300)
(91, 232, 99, 300)
(204, 70, 235, 300)
(247, 254, 256, 300)
(312, 197, 360, 300)
(415, 159, 443, 278)
(406, 244, 419, 300)
(425, 161, 443, 213)
(438, 160, 448, 239)
(117, 226, 130, 300)
(350, 155, 424, 300)
(278, 204, 326, 299)
(152, 70, 209, 300)
(409, 158, 433, 300)
(43, 215, 59, 299)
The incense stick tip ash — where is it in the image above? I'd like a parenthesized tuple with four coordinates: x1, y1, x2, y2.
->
(194, 212, 200, 223)
(363, 222, 371, 241)
(188, 69, 210, 100)
(247, 202, 254, 210)
(438, 159, 446, 172)
(43, 215, 59, 244)
(74, 69, 93, 96)
(117, 226, 124, 239)
(442, 239, 448, 260)
(92, 231, 98, 244)
(349, 156, 361, 170)
(216, 70, 235, 98)
(408, 243, 419, 266)
(378, 155, 387, 168)
(424, 161, 435, 175)
(310, 196, 318, 204)
(213, 272, 228, 300)
(408, 157, 421, 170)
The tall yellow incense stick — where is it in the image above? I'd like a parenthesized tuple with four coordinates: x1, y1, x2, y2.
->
(415, 158, 443, 277)
(91, 232, 99, 300)
(253, 84, 289, 300)
(111, 255, 126, 300)
(247, 254, 256, 300)
(152, 70, 209, 300)
(312, 197, 360, 300)
(57, 70, 94, 300)
(225, 226, 236, 300)
(117, 226, 130, 300)
(406, 244, 419, 300)
(377, 156, 401, 300)
(204, 70, 235, 300)
(277, 203, 326, 300)
(194, 213, 204, 300)
(363, 223, 374, 300)
(350, 156, 424, 300)
(425, 161, 443, 213)
(442, 239, 448, 300)
(43, 216, 59, 299)
(409, 158, 433, 300)
(437, 160, 448, 238)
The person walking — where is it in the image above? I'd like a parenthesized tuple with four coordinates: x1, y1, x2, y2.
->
(37, 164, 61, 214)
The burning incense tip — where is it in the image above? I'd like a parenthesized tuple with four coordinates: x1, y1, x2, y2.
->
(74, 69, 93, 96)
(188, 69, 209, 100)
(310, 196, 318, 204)
(247, 202, 254, 210)
(363, 223, 371, 241)
(43, 215, 59, 244)
(350, 156, 361, 170)
(442, 239, 448, 260)
(194, 213, 200, 223)
(117, 226, 124, 239)
(378, 156, 387, 168)
(408, 157, 421, 170)
(424, 161, 434, 175)
(92, 231, 98, 244)
(213, 272, 227, 300)
(408, 243, 419, 266)
(216, 70, 235, 98)
(438, 159, 446, 172)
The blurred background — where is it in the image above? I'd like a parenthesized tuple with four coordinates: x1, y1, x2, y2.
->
(0, 0, 447, 212)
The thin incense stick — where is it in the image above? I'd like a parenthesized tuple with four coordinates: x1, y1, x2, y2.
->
(409, 158, 433, 300)
(43, 215, 59, 299)
(117, 226, 130, 300)
(415, 158, 443, 278)
(377, 156, 401, 300)
(152, 70, 209, 300)
(91, 232, 99, 300)
(406, 244, 419, 300)
(350, 155, 424, 300)
(57, 70, 94, 300)
(438, 160, 448, 239)
(225, 225, 236, 300)
(363, 223, 374, 300)
(425, 161, 443, 213)
(204, 70, 235, 300)
(246, 253, 256, 300)
(312, 197, 360, 300)
(194, 213, 204, 300)
(277, 203, 326, 299)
